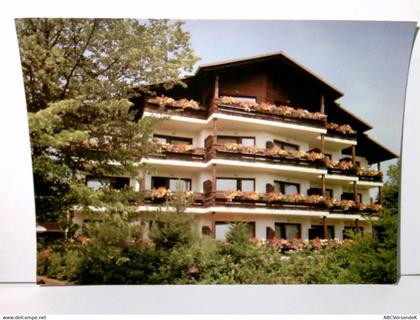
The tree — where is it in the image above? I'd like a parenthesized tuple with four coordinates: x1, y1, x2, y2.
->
(15, 18, 198, 224)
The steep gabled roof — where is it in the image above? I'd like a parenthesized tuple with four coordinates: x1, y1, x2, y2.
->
(196, 51, 344, 99)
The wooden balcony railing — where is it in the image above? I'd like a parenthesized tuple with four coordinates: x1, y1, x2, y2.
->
(139, 188, 381, 215)
(325, 128, 357, 141)
(148, 142, 205, 162)
(204, 135, 326, 169)
(215, 103, 325, 128)
(144, 100, 208, 119)
(142, 190, 205, 207)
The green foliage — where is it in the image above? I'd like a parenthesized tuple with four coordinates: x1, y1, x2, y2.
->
(16, 18, 198, 224)
(16, 18, 198, 112)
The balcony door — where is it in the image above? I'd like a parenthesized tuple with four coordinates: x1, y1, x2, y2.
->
(274, 181, 300, 194)
(151, 177, 191, 191)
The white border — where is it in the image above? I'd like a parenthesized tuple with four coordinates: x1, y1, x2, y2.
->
(0, 0, 419, 314)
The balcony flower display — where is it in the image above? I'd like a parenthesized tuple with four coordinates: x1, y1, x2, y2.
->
(219, 142, 244, 152)
(333, 199, 356, 211)
(218, 96, 258, 111)
(152, 141, 195, 153)
(304, 195, 324, 204)
(305, 151, 325, 161)
(218, 143, 325, 162)
(224, 191, 264, 201)
(150, 187, 170, 199)
(327, 159, 354, 171)
(148, 95, 200, 110)
(217, 96, 327, 121)
(356, 167, 383, 179)
(224, 190, 242, 201)
(283, 193, 306, 203)
(325, 122, 356, 134)
(265, 147, 289, 157)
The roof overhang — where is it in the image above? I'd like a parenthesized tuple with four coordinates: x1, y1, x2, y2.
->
(343, 134, 399, 164)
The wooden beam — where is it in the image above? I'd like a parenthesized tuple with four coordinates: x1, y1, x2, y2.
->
(355, 219, 360, 234)
(322, 216, 328, 239)
(377, 162, 381, 171)
(211, 164, 217, 192)
(378, 186, 382, 204)
(212, 118, 218, 144)
(211, 213, 216, 239)
(140, 171, 146, 192)
(214, 74, 219, 99)
(320, 134, 325, 154)
(352, 145, 356, 165)
(210, 74, 220, 114)
(321, 174, 326, 197)
(353, 181, 357, 201)
(320, 94, 325, 114)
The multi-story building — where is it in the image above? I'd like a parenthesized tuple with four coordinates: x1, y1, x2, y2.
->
(119, 52, 397, 241)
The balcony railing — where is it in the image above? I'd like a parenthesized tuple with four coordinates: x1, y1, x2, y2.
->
(144, 95, 328, 128)
(215, 99, 326, 129)
(325, 122, 357, 140)
(145, 98, 207, 119)
(148, 143, 205, 162)
(204, 135, 326, 169)
(139, 188, 381, 215)
(326, 159, 383, 182)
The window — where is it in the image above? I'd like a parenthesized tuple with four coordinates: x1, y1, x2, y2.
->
(151, 177, 192, 191)
(86, 176, 130, 190)
(341, 192, 362, 202)
(274, 181, 300, 194)
(308, 225, 335, 240)
(153, 134, 193, 145)
(275, 223, 301, 240)
(273, 140, 299, 151)
(307, 187, 333, 199)
(216, 178, 255, 191)
(215, 222, 255, 240)
(217, 136, 255, 146)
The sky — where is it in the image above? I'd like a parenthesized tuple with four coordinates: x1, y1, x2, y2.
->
(182, 20, 417, 173)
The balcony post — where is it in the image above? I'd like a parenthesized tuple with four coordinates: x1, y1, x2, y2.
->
(212, 164, 217, 193)
(140, 170, 146, 192)
(320, 94, 325, 114)
(210, 74, 220, 114)
(352, 145, 356, 165)
(322, 216, 328, 239)
(353, 181, 357, 201)
(212, 118, 218, 145)
(321, 174, 326, 197)
(377, 162, 381, 171)
(355, 218, 360, 234)
(320, 134, 325, 154)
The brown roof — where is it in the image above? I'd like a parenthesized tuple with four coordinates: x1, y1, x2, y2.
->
(196, 51, 344, 98)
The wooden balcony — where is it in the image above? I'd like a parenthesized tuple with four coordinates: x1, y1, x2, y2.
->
(215, 103, 325, 129)
(144, 100, 208, 120)
(148, 146, 205, 162)
(142, 190, 205, 207)
(139, 188, 381, 215)
(325, 128, 357, 141)
(204, 135, 326, 169)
